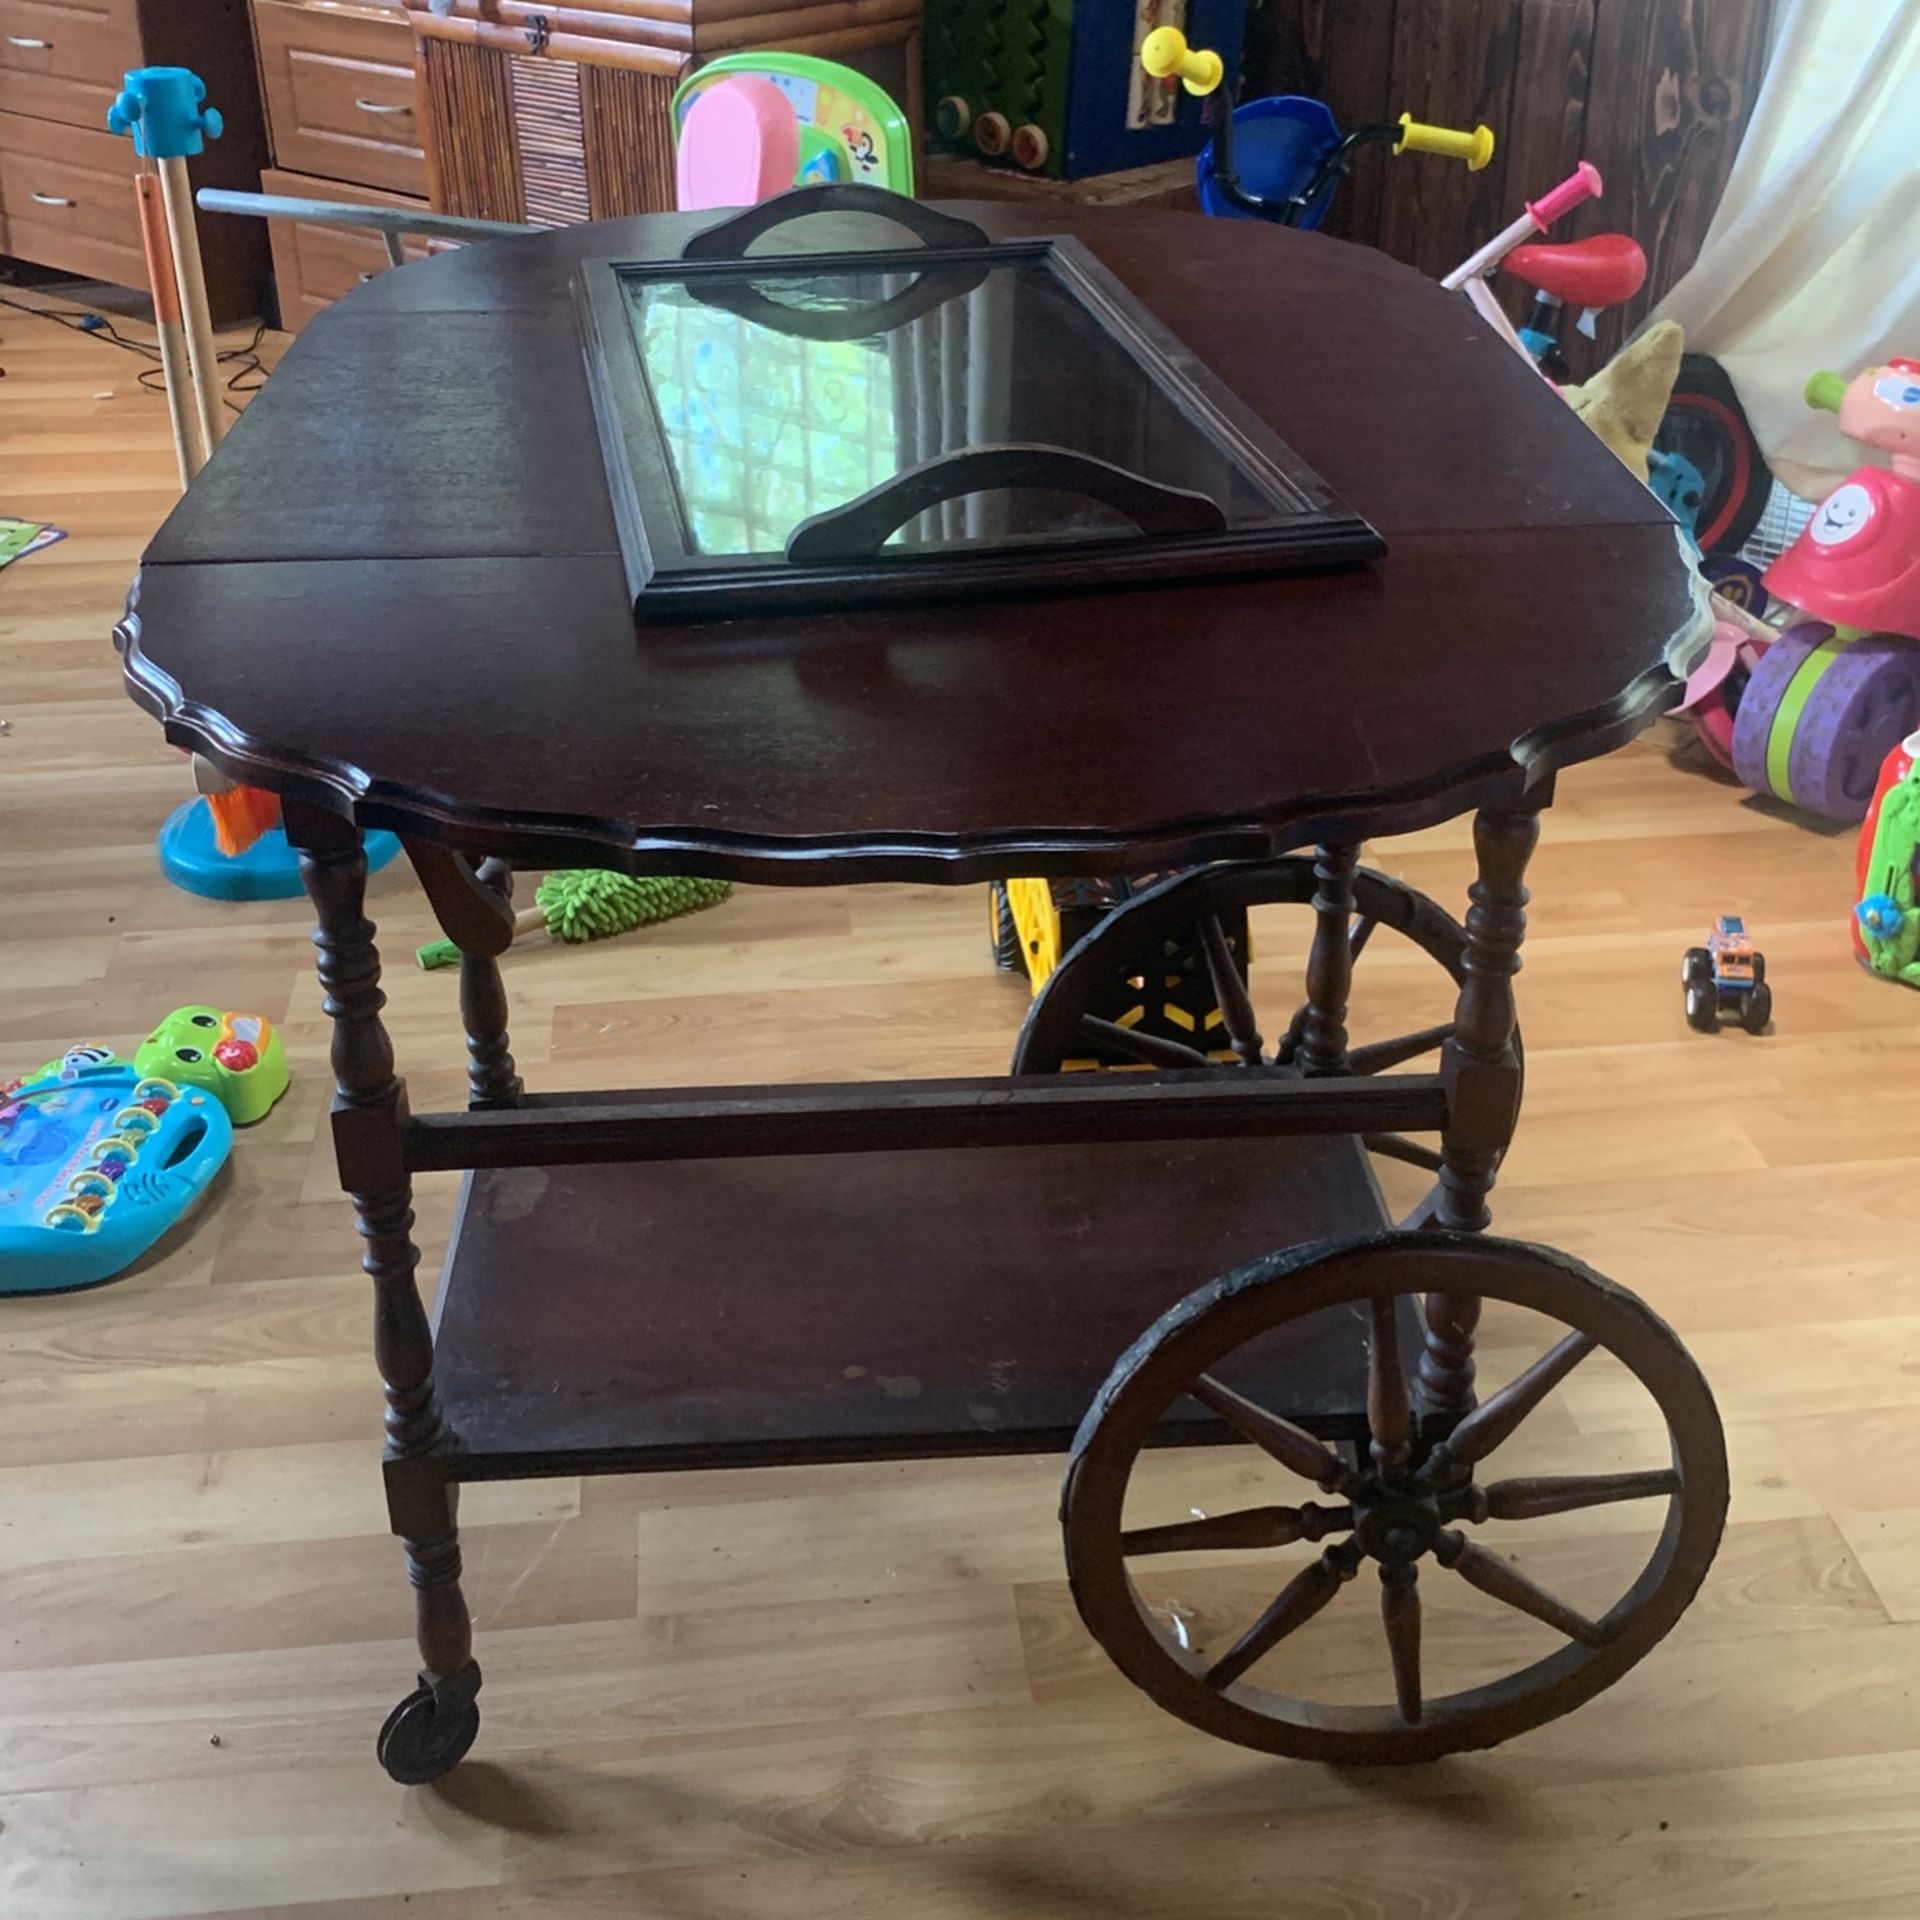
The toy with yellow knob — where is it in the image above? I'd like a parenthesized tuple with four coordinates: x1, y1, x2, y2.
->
(1395, 112, 1495, 172)
(1140, 26, 1224, 97)
(1142, 31, 1495, 228)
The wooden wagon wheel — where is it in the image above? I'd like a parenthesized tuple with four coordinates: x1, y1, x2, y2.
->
(1063, 1232, 1727, 1765)
(1011, 857, 1516, 1192)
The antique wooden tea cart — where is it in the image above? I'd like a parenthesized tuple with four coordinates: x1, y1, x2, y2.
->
(118, 186, 1724, 1784)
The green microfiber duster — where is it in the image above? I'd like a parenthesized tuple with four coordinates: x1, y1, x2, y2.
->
(416, 870, 730, 971)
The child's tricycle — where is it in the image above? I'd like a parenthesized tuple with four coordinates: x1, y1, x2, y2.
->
(1139, 25, 1492, 228)
(1730, 362, 1920, 821)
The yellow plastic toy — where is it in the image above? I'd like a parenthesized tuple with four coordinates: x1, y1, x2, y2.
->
(1140, 26, 1224, 97)
(1396, 111, 1495, 172)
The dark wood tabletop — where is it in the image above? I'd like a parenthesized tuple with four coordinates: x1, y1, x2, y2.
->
(118, 202, 1708, 884)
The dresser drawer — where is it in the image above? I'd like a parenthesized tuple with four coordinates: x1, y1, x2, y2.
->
(261, 165, 431, 330)
(0, 0, 138, 130)
(255, 0, 427, 198)
(0, 110, 143, 289)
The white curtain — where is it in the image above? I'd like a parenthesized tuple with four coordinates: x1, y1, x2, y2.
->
(1652, 0, 1920, 495)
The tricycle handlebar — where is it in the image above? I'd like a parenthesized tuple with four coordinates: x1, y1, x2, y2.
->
(1394, 113, 1494, 171)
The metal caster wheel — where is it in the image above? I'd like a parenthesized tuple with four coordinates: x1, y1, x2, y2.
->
(377, 1662, 481, 1784)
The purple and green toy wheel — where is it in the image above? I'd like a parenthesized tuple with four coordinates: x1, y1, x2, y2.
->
(1731, 623, 1920, 822)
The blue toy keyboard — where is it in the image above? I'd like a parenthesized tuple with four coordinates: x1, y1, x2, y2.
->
(0, 1063, 232, 1294)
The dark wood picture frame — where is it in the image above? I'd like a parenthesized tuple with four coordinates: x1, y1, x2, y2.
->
(577, 215, 1384, 622)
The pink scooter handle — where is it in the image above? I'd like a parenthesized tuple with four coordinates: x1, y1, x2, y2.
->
(1526, 162, 1603, 232)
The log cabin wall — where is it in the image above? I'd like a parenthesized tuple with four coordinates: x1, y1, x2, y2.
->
(1247, 0, 1778, 370)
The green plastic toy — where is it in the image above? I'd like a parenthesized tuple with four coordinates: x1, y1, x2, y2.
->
(416, 871, 731, 971)
(672, 52, 914, 194)
(1857, 761, 1920, 986)
(134, 1007, 291, 1125)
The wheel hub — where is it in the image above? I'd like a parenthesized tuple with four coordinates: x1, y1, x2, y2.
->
(1351, 1486, 1442, 1565)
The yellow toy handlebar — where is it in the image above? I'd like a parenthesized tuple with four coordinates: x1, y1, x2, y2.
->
(1140, 26, 1224, 98)
(1394, 112, 1495, 172)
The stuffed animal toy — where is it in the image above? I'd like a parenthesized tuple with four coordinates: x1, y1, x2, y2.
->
(1562, 319, 1685, 482)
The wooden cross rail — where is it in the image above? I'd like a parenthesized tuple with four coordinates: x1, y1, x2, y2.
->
(402, 1071, 1452, 1173)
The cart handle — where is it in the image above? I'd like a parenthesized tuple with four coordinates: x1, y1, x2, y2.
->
(1394, 113, 1495, 172)
(1140, 27, 1223, 97)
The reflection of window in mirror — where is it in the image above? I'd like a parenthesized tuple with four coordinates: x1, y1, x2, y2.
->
(638, 289, 901, 557)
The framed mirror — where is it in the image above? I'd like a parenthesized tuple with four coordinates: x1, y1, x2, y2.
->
(578, 185, 1383, 621)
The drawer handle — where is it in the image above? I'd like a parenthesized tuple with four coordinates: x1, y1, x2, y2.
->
(7, 35, 51, 47)
(354, 98, 411, 116)
(31, 191, 76, 207)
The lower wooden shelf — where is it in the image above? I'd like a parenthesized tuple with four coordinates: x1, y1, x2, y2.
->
(430, 1130, 1403, 1480)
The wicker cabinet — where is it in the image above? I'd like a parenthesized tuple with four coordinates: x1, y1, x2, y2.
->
(0, 0, 269, 321)
(401, 0, 924, 225)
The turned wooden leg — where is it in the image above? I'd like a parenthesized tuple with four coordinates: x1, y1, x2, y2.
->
(404, 840, 522, 1111)
(1419, 805, 1539, 1423)
(293, 810, 480, 1778)
(1297, 843, 1361, 1076)
(461, 858, 522, 1108)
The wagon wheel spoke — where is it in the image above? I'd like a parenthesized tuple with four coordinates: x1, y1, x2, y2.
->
(1347, 912, 1379, 963)
(1362, 1133, 1444, 1173)
(1121, 1501, 1352, 1557)
(1367, 1293, 1412, 1476)
(1469, 1469, 1681, 1522)
(1205, 1542, 1362, 1689)
(1418, 1331, 1597, 1483)
(1191, 1375, 1360, 1494)
(1076, 1016, 1214, 1072)
(1198, 912, 1263, 1065)
(1435, 1530, 1609, 1647)
(1379, 1565, 1422, 1723)
(1347, 1023, 1454, 1076)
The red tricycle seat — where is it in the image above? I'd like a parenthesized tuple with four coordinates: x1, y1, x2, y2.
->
(1503, 234, 1648, 307)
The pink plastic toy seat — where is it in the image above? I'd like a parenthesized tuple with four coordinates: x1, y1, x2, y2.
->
(1504, 233, 1648, 309)
(676, 74, 800, 212)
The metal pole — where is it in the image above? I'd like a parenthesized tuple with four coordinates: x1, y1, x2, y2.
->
(194, 188, 536, 245)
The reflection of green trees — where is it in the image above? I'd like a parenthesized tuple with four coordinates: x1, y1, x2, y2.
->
(637, 284, 896, 555)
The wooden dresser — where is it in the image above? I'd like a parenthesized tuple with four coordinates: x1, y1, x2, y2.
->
(249, 0, 430, 330)
(0, 0, 269, 321)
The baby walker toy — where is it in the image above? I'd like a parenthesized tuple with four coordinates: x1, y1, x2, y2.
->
(1729, 363, 1920, 823)
(1854, 730, 1920, 989)
(673, 52, 913, 208)
(108, 66, 400, 900)
(1682, 916, 1770, 1034)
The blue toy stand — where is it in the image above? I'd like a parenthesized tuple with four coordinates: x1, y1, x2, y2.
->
(158, 798, 400, 902)
(1197, 96, 1343, 226)
(107, 66, 223, 159)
